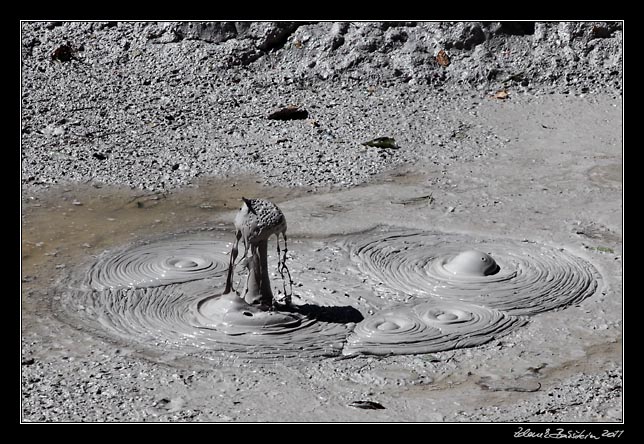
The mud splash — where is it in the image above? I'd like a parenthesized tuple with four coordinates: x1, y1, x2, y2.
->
(56, 223, 601, 360)
(193, 198, 307, 336)
(59, 230, 358, 361)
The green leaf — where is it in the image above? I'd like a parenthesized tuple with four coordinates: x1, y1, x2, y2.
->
(362, 137, 399, 149)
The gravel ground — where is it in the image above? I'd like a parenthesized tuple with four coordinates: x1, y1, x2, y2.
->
(21, 21, 622, 191)
(470, 365, 623, 422)
(21, 21, 623, 423)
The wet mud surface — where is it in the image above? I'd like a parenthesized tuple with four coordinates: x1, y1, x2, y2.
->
(22, 91, 621, 421)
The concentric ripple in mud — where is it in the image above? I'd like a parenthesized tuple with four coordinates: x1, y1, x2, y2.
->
(345, 229, 599, 316)
(60, 232, 357, 361)
(61, 278, 353, 360)
(57, 227, 601, 362)
(85, 235, 231, 290)
(344, 299, 526, 355)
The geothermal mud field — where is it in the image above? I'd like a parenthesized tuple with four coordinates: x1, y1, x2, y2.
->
(21, 21, 622, 422)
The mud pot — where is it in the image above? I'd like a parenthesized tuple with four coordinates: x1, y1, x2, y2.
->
(55, 216, 602, 363)
(22, 95, 622, 422)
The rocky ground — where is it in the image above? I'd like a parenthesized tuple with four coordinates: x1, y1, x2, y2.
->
(21, 21, 623, 423)
(21, 21, 622, 192)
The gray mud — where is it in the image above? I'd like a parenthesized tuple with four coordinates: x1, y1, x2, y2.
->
(345, 229, 600, 316)
(21, 21, 622, 423)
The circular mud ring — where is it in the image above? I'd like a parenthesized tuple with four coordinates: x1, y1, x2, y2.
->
(60, 280, 352, 361)
(344, 299, 526, 356)
(344, 310, 433, 355)
(352, 312, 429, 342)
(346, 229, 599, 316)
(413, 300, 525, 341)
(195, 293, 309, 335)
(84, 237, 231, 290)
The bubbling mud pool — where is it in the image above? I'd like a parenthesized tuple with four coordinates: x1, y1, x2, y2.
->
(345, 230, 600, 316)
(343, 299, 526, 356)
(84, 237, 231, 291)
(59, 229, 359, 361)
(56, 223, 602, 361)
